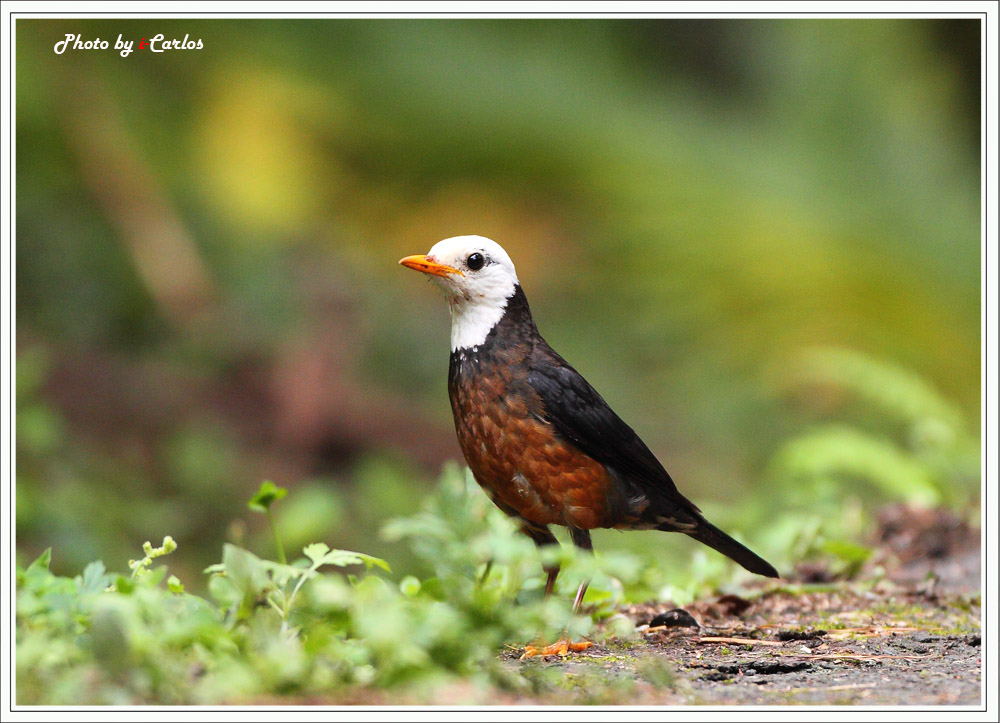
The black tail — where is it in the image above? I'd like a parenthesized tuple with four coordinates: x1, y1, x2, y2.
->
(683, 519, 780, 578)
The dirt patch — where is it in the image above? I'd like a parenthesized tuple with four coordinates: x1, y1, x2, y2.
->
(508, 506, 981, 706)
(507, 585, 980, 705)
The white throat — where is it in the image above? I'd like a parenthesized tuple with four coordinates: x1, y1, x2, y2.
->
(449, 292, 513, 352)
(418, 235, 521, 352)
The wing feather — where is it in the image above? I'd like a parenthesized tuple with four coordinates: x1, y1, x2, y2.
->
(526, 342, 699, 516)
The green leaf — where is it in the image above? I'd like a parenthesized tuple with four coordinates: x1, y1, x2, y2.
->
(222, 544, 276, 620)
(167, 575, 185, 594)
(355, 553, 391, 573)
(771, 426, 942, 506)
(417, 577, 445, 600)
(17, 548, 53, 588)
(26, 548, 52, 573)
(207, 574, 239, 607)
(76, 561, 110, 596)
(222, 544, 274, 597)
(820, 539, 873, 565)
(221, 543, 305, 602)
(143, 565, 168, 587)
(322, 550, 365, 568)
(301, 543, 390, 572)
(302, 542, 331, 566)
(399, 576, 421, 597)
(247, 480, 288, 513)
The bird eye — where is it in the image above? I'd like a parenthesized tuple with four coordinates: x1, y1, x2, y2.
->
(466, 252, 485, 271)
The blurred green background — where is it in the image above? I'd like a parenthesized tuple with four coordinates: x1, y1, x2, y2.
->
(16, 18, 981, 592)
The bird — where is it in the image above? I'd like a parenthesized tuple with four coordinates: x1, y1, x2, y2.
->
(399, 235, 779, 630)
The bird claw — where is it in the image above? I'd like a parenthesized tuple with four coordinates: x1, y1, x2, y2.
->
(519, 638, 594, 659)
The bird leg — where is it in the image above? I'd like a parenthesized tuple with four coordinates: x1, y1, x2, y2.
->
(520, 528, 596, 659)
(568, 527, 593, 613)
(522, 524, 561, 597)
(572, 580, 590, 613)
(543, 564, 559, 596)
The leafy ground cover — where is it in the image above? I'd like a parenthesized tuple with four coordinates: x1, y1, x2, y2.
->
(16, 471, 980, 706)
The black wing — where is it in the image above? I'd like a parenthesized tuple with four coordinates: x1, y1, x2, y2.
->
(526, 340, 700, 516)
(526, 339, 780, 578)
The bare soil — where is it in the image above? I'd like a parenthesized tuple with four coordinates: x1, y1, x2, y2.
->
(504, 505, 982, 706)
(506, 585, 980, 706)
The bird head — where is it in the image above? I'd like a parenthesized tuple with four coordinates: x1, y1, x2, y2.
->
(400, 235, 521, 350)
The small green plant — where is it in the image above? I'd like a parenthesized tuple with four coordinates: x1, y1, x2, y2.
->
(128, 536, 177, 580)
(758, 347, 980, 576)
(15, 468, 641, 704)
(381, 462, 647, 617)
(20, 460, 835, 705)
(247, 480, 289, 564)
(773, 347, 979, 511)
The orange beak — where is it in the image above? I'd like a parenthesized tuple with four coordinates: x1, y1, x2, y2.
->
(398, 254, 464, 278)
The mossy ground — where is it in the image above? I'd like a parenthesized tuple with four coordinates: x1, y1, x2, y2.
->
(488, 582, 981, 706)
(495, 548, 981, 707)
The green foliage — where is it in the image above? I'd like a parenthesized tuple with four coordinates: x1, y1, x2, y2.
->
(382, 463, 649, 615)
(818, 540, 873, 579)
(247, 480, 289, 565)
(247, 481, 288, 513)
(759, 347, 980, 575)
(18, 541, 230, 704)
(772, 347, 978, 510)
(15, 471, 651, 704)
(129, 536, 178, 580)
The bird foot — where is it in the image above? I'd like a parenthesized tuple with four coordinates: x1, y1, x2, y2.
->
(519, 638, 594, 659)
